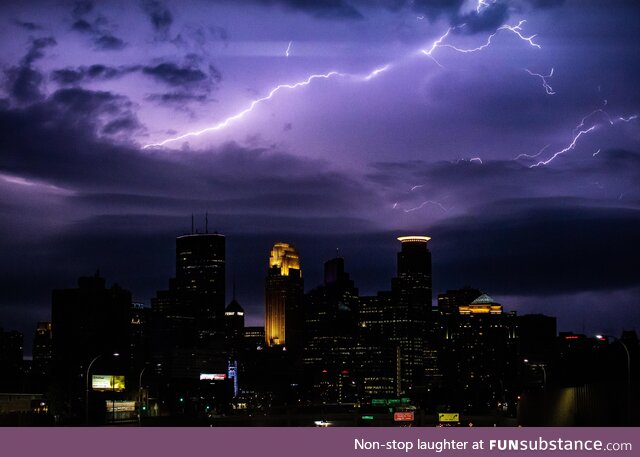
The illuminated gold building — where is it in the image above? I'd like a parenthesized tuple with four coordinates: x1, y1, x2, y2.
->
(265, 243, 303, 348)
(458, 294, 503, 314)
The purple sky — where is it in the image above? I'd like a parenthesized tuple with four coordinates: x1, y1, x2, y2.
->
(0, 0, 639, 348)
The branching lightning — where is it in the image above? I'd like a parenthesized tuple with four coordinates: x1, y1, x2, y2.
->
(530, 126, 597, 168)
(144, 19, 542, 149)
(403, 200, 449, 213)
(530, 102, 639, 167)
(143, 71, 343, 148)
(422, 20, 541, 59)
(500, 21, 541, 49)
(525, 68, 555, 95)
(476, 0, 491, 13)
(514, 144, 550, 161)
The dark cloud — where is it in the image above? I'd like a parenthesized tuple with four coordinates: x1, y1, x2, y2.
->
(524, 0, 565, 8)
(145, 92, 210, 105)
(71, 19, 93, 32)
(14, 20, 42, 31)
(172, 25, 229, 51)
(93, 34, 127, 50)
(253, 0, 363, 19)
(5, 67, 45, 104)
(72, 0, 94, 18)
(51, 64, 140, 85)
(432, 203, 639, 295)
(453, 2, 510, 33)
(369, 149, 640, 219)
(142, 0, 173, 38)
(4, 37, 57, 103)
(69, 7, 127, 51)
(0, 88, 143, 160)
(408, 0, 465, 20)
(142, 62, 221, 91)
(23, 37, 57, 66)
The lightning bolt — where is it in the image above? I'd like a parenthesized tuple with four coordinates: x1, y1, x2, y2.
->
(144, 20, 541, 149)
(143, 71, 343, 148)
(423, 20, 541, 58)
(514, 144, 550, 161)
(525, 68, 555, 95)
(363, 64, 391, 81)
(529, 100, 639, 167)
(420, 27, 454, 67)
(530, 126, 597, 168)
(476, 0, 491, 13)
(285, 41, 293, 57)
(403, 200, 449, 213)
(500, 21, 541, 49)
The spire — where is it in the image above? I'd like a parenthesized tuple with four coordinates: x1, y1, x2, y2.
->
(191, 213, 194, 234)
(205, 212, 209, 234)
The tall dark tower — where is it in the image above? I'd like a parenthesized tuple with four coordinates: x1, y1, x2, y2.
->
(264, 242, 303, 349)
(304, 256, 359, 403)
(391, 235, 433, 393)
(175, 233, 226, 338)
(396, 236, 432, 297)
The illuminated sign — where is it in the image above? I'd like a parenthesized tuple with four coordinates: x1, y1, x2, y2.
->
(92, 375, 125, 391)
(438, 413, 460, 423)
(361, 415, 374, 420)
(105, 400, 136, 412)
(394, 412, 414, 422)
(200, 373, 226, 381)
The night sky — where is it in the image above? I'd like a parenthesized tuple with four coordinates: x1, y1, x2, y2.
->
(1, 0, 639, 351)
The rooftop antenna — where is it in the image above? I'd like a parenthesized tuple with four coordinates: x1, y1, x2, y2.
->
(191, 214, 194, 234)
(205, 212, 209, 234)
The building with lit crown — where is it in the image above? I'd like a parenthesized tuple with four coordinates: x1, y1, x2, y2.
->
(264, 242, 303, 349)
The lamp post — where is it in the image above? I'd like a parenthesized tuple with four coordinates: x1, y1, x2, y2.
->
(138, 362, 161, 426)
(138, 366, 147, 427)
(597, 335, 631, 423)
(85, 355, 102, 425)
(85, 352, 119, 425)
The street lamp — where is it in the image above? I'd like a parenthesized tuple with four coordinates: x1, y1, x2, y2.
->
(138, 362, 161, 426)
(597, 334, 631, 423)
(85, 352, 119, 425)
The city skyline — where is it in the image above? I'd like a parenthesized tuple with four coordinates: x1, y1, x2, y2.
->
(0, 0, 639, 347)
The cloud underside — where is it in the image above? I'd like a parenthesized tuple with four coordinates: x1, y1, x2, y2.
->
(0, 87, 637, 309)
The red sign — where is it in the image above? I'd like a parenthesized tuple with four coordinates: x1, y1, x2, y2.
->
(393, 412, 414, 422)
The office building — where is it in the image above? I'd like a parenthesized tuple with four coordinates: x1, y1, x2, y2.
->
(303, 257, 359, 403)
(264, 242, 303, 350)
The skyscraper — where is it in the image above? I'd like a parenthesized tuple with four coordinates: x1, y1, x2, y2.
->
(391, 236, 433, 392)
(441, 294, 518, 413)
(175, 233, 226, 338)
(264, 242, 303, 349)
(303, 256, 359, 403)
